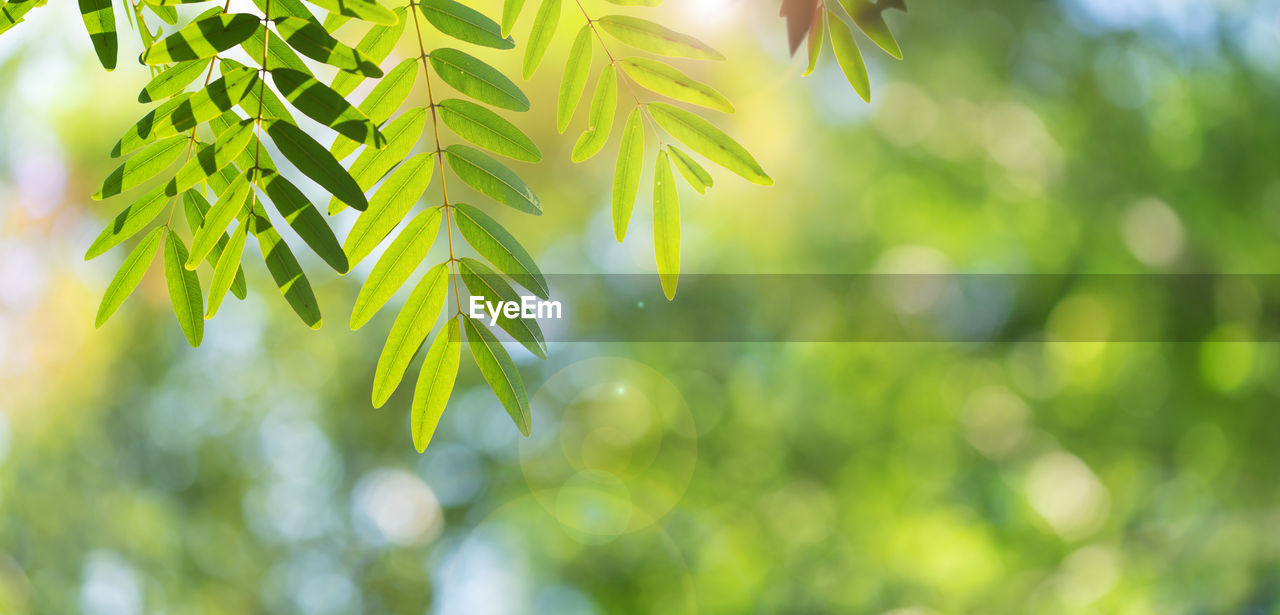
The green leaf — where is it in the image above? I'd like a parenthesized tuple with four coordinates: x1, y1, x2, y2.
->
(85, 184, 170, 260)
(331, 58, 418, 160)
(612, 108, 643, 242)
(188, 169, 252, 268)
(500, 0, 523, 37)
(301, 0, 397, 25)
(256, 169, 349, 273)
(249, 0, 318, 22)
(647, 101, 772, 185)
(168, 119, 255, 195)
(141, 12, 260, 65)
(804, 9, 824, 76)
(220, 59, 296, 123)
(556, 25, 592, 134)
(138, 59, 211, 103)
(596, 15, 724, 60)
(445, 145, 541, 215)
(617, 57, 734, 113)
(78, 0, 117, 70)
(112, 94, 191, 158)
(265, 118, 369, 211)
(459, 257, 546, 359)
(431, 48, 530, 112)
(667, 144, 712, 194)
(841, 0, 902, 60)
(329, 108, 427, 214)
(271, 68, 385, 147)
(253, 212, 323, 328)
(421, 0, 513, 49)
(163, 230, 204, 346)
(331, 7, 407, 96)
(205, 217, 247, 319)
(653, 149, 679, 300)
(571, 65, 618, 163)
(242, 24, 312, 75)
(351, 208, 442, 330)
(521, 0, 559, 79)
(438, 98, 541, 162)
(454, 202, 548, 299)
(373, 262, 450, 408)
(182, 190, 247, 299)
(93, 135, 187, 200)
(273, 15, 384, 75)
(344, 152, 435, 266)
(828, 15, 870, 101)
(412, 317, 461, 452)
(95, 226, 163, 328)
(464, 315, 531, 436)
(116, 67, 259, 155)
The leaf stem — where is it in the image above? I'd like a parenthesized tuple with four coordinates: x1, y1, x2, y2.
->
(572, 0, 665, 146)
(409, 0, 465, 316)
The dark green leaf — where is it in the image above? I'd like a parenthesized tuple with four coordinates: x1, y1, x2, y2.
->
(421, 0, 513, 49)
(265, 118, 369, 211)
(78, 0, 117, 70)
(329, 107, 427, 214)
(141, 12, 260, 65)
(464, 314, 532, 436)
(271, 68, 385, 147)
(454, 202, 548, 298)
(252, 212, 323, 328)
(331, 58, 418, 160)
(459, 257, 546, 359)
(273, 15, 384, 75)
(259, 169, 349, 273)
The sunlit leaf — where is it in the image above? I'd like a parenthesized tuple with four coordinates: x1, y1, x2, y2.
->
(265, 118, 368, 211)
(163, 229, 204, 346)
(188, 169, 252, 267)
(331, 6, 407, 96)
(667, 144, 712, 194)
(273, 15, 384, 75)
(78, 0, 117, 70)
(556, 25, 592, 134)
(612, 108, 643, 242)
(271, 68, 385, 147)
(571, 65, 617, 162)
(522, 0, 559, 79)
(412, 317, 461, 452)
(653, 149, 679, 300)
(597, 15, 724, 60)
(168, 119, 255, 195)
(331, 57, 418, 160)
(95, 226, 163, 328)
(459, 257, 546, 359)
(438, 98, 541, 162)
(252, 211, 323, 328)
(500, 0, 523, 37)
(445, 144, 541, 215)
(454, 202, 548, 298)
(329, 107, 427, 214)
(182, 190, 247, 299)
(431, 48, 530, 112)
(242, 25, 311, 74)
(259, 169, 349, 273)
(351, 208, 442, 330)
(221, 59, 295, 122)
(841, 0, 902, 60)
(804, 9, 824, 76)
(85, 184, 170, 259)
(464, 315, 531, 436)
(647, 102, 772, 185)
(301, 0, 397, 25)
(140, 12, 260, 65)
(421, 0, 513, 49)
(93, 135, 187, 200)
(618, 57, 734, 113)
(205, 217, 247, 319)
(138, 58, 210, 103)
(828, 15, 870, 101)
(372, 262, 449, 407)
(344, 152, 434, 266)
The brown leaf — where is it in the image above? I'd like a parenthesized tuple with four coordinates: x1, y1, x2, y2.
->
(779, 0, 820, 56)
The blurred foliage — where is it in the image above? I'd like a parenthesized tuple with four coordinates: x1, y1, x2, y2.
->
(3, 0, 1280, 614)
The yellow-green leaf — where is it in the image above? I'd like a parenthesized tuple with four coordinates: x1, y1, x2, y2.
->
(163, 230, 204, 346)
(571, 65, 618, 163)
(138, 58, 211, 103)
(331, 58, 418, 160)
(612, 109, 643, 241)
(464, 315, 532, 436)
(344, 152, 435, 266)
(597, 15, 723, 60)
(828, 15, 870, 101)
(373, 262, 450, 408)
(140, 12, 260, 65)
(302, 0, 397, 25)
(522, 0, 559, 79)
(556, 25, 592, 134)
(93, 135, 187, 200)
(647, 102, 771, 185)
(653, 149, 679, 300)
(205, 217, 247, 319)
(445, 145, 541, 214)
(459, 257, 546, 359)
(253, 212, 323, 328)
(438, 98, 541, 162)
(329, 108, 427, 214)
(188, 169, 252, 268)
(95, 226, 163, 328)
(412, 318, 462, 452)
(351, 208, 442, 330)
(421, 0, 513, 49)
(431, 47, 530, 112)
(454, 202, 548, 298)
(78, 0, 117, 70)
(618, 57, 734, 113)
(667, 144, 712, 194)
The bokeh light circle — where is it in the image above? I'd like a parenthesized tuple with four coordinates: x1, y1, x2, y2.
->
(520, 357, 697, 539)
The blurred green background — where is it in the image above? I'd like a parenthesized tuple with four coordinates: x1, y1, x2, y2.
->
(3, 0, 1280, 613)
